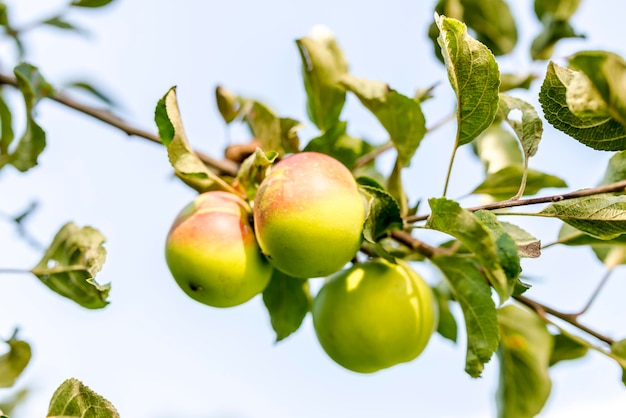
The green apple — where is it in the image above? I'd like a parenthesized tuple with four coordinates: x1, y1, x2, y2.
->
(165, 191, 272, 308)
(312, 259, 437, 373)
(253, 152, 365, 279)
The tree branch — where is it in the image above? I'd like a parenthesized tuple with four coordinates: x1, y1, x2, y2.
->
(0, 72, 239, 177)
(406, 179, 626, 223)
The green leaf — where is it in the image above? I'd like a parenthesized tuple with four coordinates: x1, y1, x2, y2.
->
(539, 61, 626, 151)
(155, 87, 233, 193)
(611, 339, 626, 385)
(31, 222, 109, 309)
(0, 333, 31, 388)
(497, 304, 553, 418)
(549, 332, 589, 366)
(304, 121, 374, 170)
(359, 184, 403, 243)
(426, 198, 512, 302)
(498, 94, 543, 161)
(456, 0, 518, 56)
(600, 150, 626, 186)
(591, 245, 626, 268)
(0, 93, 14, 160)
(279, 117, 302, 154)
(540, 194, 626, 240)
(9, 63, 53, 172)
(473, 124, 523, 174)
(47, 378, 119, 418)
(262, 271, 312, 342)
(473, 211, 521, 286)
(242, 101, 281, 152)
(62, 81, 117, 107)
(234, 148, 277, 201)
(296, 29, 348, 131)
(41, 16, 85, 34)
(471, 165, 567, 200)
(215, 85, 242, 124)
(499, 73, 536, 92)
(340, 75, 426, 167)
(431, 254, 499, 377)
(436, 14, 500, 146)
(501, 222, 541, 258)
(568, 51, 626, 128)
(387, 158, 407, 217)
(0, 388, 29, 417)
(531, 0, 583, 60)
(70, 0, 115, 7)
(432, 281, 458, 343)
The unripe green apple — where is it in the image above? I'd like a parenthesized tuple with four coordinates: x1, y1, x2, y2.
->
(253, 152, 365, 279)
(165, 191, 272, 308)
(312, 259, 437, 373)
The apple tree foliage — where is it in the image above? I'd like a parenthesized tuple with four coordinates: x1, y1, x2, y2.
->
(1, 0, 626, 417)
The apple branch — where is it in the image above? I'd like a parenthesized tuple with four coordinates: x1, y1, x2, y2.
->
(0, 72, 239, 177)
(405, 179, 626, 223)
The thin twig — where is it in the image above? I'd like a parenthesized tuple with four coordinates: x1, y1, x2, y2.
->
(0, 72, 239, 177)
(572, 268, 615, 317)
(406, 179, 626, 223)
(514, 294, 614, 345)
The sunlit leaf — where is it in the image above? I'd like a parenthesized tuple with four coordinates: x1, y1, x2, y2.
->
(539, 61, 626, 151)
(215, 85, 242, 123)
(234, 148, 277, 201)
(499, 73, 536, 92)
(497, 304, 553, 418)
(262, 271, 312, 342)
(279, 117, 302, 153)
(340, 75, 426, 167)
(540, 194, 626, 240)
(431, 255, 499, 377)
(304, 121, 374, 169)
(31, 222, 109, 309)
(436, 14, 500, 147)
(426, 198, 512, 302)
(242, 101, 281, 152)
(501, 222, 541, 258)
(498, 94, 543, 161)
(473, 211, 521, 286)
(473, 124, 523, 174)
(296, 28, 348, 131)
(47, 378, 119, 418)
(0, 333, 31, 388)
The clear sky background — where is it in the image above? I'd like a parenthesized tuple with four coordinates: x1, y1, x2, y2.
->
(1, 0, 625, 417)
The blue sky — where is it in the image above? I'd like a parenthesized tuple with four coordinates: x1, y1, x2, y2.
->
(1, 1, 625, 417)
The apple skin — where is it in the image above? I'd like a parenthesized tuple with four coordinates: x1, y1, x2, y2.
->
(312, 259, 437, 373)
(165, 191, 273, 308)
(253, 152, 365, 279)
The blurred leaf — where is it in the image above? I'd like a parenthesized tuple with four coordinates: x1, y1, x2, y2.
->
(556, 223, 626, 246)
(155, 87, 232, 193)
(359, 184, 403, 244)
(591, 245, 626, 268)
(41, 16, 86, 34)
(431, 254, 499, 377)
(262, 271, 312, 342)
(70, 0, 115, 7)
(304, 121, 374, 170)
(62, 81, 117, 107)
(340, 75, 426, 167)
(550, 332, 589, 366)
(279, 117, 302, 153)
(569, 51, 626, 128)
(532, 0, 583, 60)
(10, 63, 53, 172)
(242, 101, 281, 152)
(497, 304, 553, 418)
(432, 281, 458, 343)
(387, 158, 407, 217)
(31, 222, 109, 309)
(611, 339, 626, 385)
(501, 222, 541, 258)
(0, 333, 31, 388)
(47, 378, 119, 418)
(499, 73, 536, 92)
(473, 124, 523, 174)
(457, 0, 517, 56)
(426, 198, 512, 302)
(235, 148, 277, 201)
(436, 15, 500, 147)
(0, 388, 29, 417)
(215, 85, 242, 123)
(471, 165, 567, 200)
(540, 194, 626, 240)
(600, 150, 626, 186)
(0, 93, 14, 159)
(473, 211, 521, 287)
(539, 61, 626, 151)
(296, 30, 348, 131)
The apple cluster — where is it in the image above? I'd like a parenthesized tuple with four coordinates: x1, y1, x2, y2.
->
(164, 151, 437, 372)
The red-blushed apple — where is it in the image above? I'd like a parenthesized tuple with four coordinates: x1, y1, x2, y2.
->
(165, 191, 272, 308)
(253, 152, 365, 278)
(312, 259, 437, 373)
